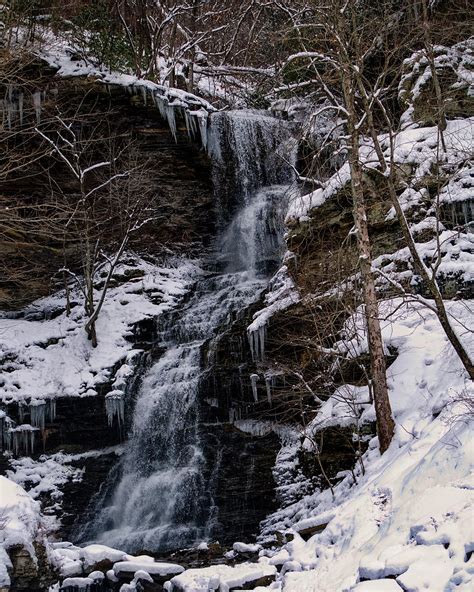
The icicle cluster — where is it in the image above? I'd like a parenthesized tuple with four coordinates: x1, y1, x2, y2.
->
(7, 425, 39, 456)
(0, 396, 58, 455)
(127, 83, 210, 148)
(248, 325, 267, 363)
(1, 85, 23, 129)
(1, 87, 46, 129)
(30, 399, 47, 430)
(105, 390, 125, 429)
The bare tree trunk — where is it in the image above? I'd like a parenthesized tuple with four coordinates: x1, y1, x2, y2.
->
(342, 71, 395, 454)
(352, 70, 474, 380)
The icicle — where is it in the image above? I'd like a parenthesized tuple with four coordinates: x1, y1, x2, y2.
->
(30, 399, 46, 431)
(258, 324, 266, 362)
(166, 103, 177, 141)
(47, 399, 57, 423)
(7, 425, 39, 456)
(141, 85, 147, 105)
(195, 109, 208, 150)
(18, 401, 26, 423)
(18, 92, 24, 126)
(153, 93, 177, 141)
(105, 390, 125, 429)
(0, 411, 5, 450)
(248, 324, 266, 363)
(265, 376, 272, 405)
(184, 110, 199, 142)
(250, 374, 259, 402)
(32, 91, 41, 124)
(229, 408, 235, 423)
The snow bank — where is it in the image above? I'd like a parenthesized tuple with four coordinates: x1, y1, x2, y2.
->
(287, 116, 474, 225)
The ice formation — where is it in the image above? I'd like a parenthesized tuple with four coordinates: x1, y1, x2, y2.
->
(32, 91, 41, 124)
(265, 374, 273, 405)
(154, 93, 178, 141)
(105, 390, 125, 429)
(250, 374, 259, 402)
(7, 425, 39, 456)
(0, 411, 7, 450)
(249, 324, 267, 363)
(30, 400, 47, 431)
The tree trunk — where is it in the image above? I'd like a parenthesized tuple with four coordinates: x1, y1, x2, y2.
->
(342, 71, 395, 454)
(352, 69, 473, 380)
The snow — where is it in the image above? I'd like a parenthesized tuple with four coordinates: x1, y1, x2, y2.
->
(0, 476, 41, 586)
(286, 163, 350, 222)
(49, 543, 168, 578)
(287, 116, 474, 225)
(0, 255, 201, 404)
(113, 560, 185, 577)
(6, 453, 84, 532)
(351, 582, 403, 591)
(256, 296, 473, 592)
(165, 562, 277, 592)
(30, 32, 216, 149)
(233, 542, 262, 554)
(399, 39, 474, 128)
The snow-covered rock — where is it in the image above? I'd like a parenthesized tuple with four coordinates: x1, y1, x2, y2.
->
(0, 476, 42, 587)
(165, 562, 277, 592)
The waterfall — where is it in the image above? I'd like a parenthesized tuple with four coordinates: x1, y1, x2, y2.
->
(208, 110, 297, 221)
(82, 110, 296, 553)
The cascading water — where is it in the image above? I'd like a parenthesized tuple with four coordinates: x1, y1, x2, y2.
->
(207, 110, 296, 222)
(81, 110, 296, 553)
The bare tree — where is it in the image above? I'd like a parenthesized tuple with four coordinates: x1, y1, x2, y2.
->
(35, 114, 154, 346)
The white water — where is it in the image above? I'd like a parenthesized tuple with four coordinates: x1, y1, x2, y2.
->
(86, 111, 295, 552)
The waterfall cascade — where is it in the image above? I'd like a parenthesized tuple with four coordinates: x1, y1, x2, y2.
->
(82, 110, 296, 553)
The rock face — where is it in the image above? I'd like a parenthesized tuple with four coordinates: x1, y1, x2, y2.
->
(0, 62, 214, 309)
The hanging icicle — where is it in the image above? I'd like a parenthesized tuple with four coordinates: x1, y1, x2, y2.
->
(105, 390, 125, 429)
(250, 374, 259, 402)
(0, 411, 6, 451)
(141, 85, 148, 106)
(265, 375, 273, 405)
(30, 399, 47, 431)
(248, 324, 267, 363)
(32, 91, 42, 124)
(191, 109, 208, 150)
(153, 93, 177, 141)
(47, 399, 57, 423)
(7, 425, 39, 456)
(18, 401, 27, 423)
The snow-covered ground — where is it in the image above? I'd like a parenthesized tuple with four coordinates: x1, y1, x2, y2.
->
(257, 297, 473, 592)
(0, 254, 201, 403)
